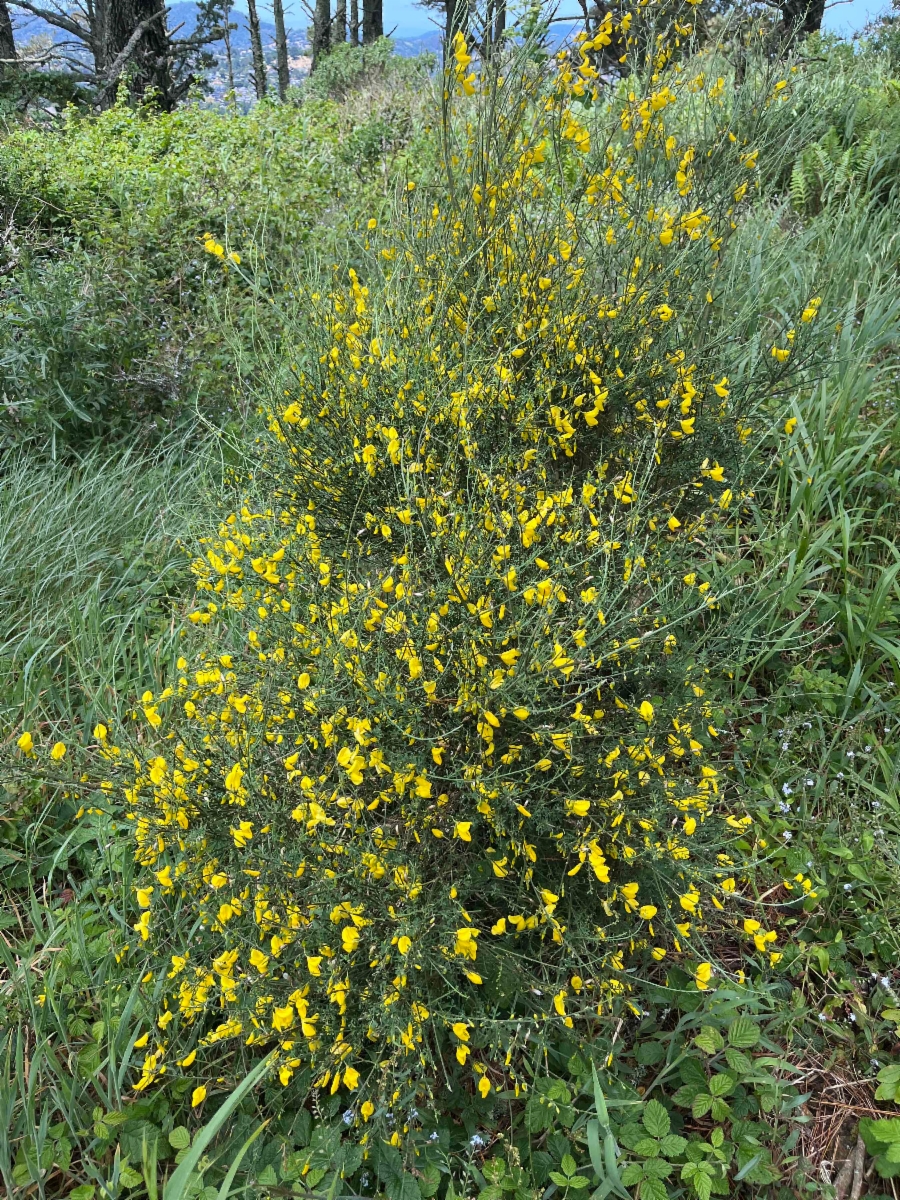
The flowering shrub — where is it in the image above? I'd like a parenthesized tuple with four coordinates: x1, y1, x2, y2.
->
(75, 10, 829, 1107)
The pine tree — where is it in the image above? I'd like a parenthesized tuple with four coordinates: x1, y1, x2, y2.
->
(246, 0, 268, 97)
(0, 0, 16, 72)
(362, 0, 382, 43)
(273, 0, 290, 99)
(312, 0, 331, 67)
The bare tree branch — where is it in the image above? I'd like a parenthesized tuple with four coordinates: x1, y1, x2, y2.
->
(8, 0, 92, 45)
(98, 5, 165, 89)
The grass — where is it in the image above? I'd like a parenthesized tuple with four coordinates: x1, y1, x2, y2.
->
(0, 437, 236, 735)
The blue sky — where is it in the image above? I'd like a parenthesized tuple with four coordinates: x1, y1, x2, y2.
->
(822, 0, 891, 33)
(244, 0, 892, 38)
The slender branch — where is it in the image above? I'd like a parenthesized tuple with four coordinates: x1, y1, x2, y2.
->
(99, 7, 165, 88)
(8, 0, 92, 44)
(170, 26, 225, 49)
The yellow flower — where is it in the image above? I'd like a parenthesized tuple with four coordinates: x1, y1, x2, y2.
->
(224, 762, 245, 792)
(771, 346, 790, 363)
(272, 1005, 294, 1032)
(191, 1085, 207, 1107)
(343, 1066, 360, 1089)
(341, 926, 360, 952)
(453, 821, 472, 841)
(478, 1075, 491, 1098)
(638, 700, 654, 723)
(397, 936, 412, 955)
(361, 1100, 375, 1121)
(784, 417, 797, 435)
(136, 887, 154, 909)
(16, 731, 33, 753)
(694, 962, 713, 990)
(50, 742, 66, 761)
(452, 1022, 470, 1041)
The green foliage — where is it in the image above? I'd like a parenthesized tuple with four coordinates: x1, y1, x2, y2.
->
(0, 75, 430, 452)
(302, 38, 436, 102)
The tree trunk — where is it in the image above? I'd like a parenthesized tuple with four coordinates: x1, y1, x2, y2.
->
(0, 0, 16, 71)
(492, 0, 505, 50)
(246, 0, 267, 97)
(362, 0, 381, 44)
(272, 0, 289, 98)
(222, 0, 236, 96)
(102, 0, 173, 107)
(446, 0, 468, 42)
(334, 0, 347, 45)
(349, 0, 359, 45)
(781, 0, 825, 37)
(312, 0, 330, 68)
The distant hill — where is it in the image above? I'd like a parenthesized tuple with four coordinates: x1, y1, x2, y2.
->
(167, 1, 306, 52)
(8, 5, 573, 100)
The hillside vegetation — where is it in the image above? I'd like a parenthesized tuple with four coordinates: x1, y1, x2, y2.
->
(1, 16, 900, 1200)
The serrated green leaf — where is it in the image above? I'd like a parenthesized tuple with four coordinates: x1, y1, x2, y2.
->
(659, 1134, 687, 1157)
(169, 1127, 191, 1151)
(120, 1164, 143, 1188)
(727, 1017, 760, 1049)
(620, 1163, 643, 1187)
(724, 1048, 752, 1075)
(860, 1118, 891, 1156)
(560, 1154, 577, 1177)
(694, 1026, 725, 1055)
(641, 1158, 674, 1180)
(633, 1137, 660, 1157)
(480, 1186, 505, 1200)
(708, 1074, 733, 1097)
(642, 1098, 670, 1139)
(694, 1173, 712, 1200)
(692, 1094, 713, 1119)
(387, 1173, 421, 1200)
(635, 1041, 665, 1066)
(641, 1179, 668, 1200)
(482, 1159, 506, 1183)
(872, 1120, 900, 1144)
(710, 1097, 731, 1123)
(672, 1083, 703, 1108)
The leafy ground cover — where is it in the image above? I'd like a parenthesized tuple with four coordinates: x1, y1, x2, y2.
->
(1, 15, 900, 1200)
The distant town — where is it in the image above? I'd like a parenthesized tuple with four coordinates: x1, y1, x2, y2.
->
(10, 1, 442, 105)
